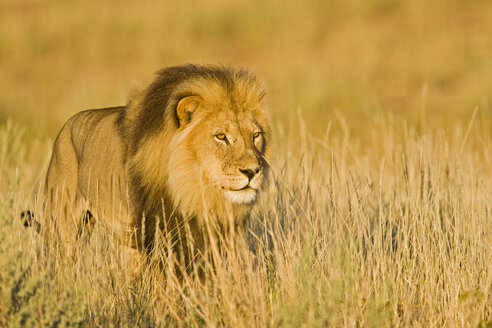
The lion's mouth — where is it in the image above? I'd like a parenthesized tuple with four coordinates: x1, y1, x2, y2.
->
(229, 185, 256, 192)
(223, 186, 258, 204)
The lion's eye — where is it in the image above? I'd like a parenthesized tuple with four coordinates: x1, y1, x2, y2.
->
(215, 133, 227, 142)
(253, 132, 261, 139)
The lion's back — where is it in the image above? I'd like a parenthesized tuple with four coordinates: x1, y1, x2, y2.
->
(65, 107, 125, 152)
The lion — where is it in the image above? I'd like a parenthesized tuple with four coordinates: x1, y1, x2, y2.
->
(40, 64, 272, 267)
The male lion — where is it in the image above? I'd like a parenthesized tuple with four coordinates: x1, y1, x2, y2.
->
(42, 64, 272, 266)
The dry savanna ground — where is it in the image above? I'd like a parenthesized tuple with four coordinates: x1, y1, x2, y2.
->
(1, 0, 491, 327)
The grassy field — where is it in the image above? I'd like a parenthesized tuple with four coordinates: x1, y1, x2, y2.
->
(1, 0, 491, 326)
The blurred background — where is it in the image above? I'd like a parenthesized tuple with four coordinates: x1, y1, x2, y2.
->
(1, 0, 491, 137)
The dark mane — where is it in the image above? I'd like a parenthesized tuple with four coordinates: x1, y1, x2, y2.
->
(120, 64, 263, 251)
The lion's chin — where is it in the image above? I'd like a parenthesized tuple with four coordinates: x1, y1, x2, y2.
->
(223, 188, 258, 205)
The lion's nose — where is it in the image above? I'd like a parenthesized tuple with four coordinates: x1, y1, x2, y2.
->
(239, 166, 260, 181)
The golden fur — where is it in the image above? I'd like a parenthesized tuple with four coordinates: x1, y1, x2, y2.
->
(43, 64, 272, 263)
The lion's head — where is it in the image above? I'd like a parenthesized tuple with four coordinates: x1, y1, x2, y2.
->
(126, 65, 272, 226)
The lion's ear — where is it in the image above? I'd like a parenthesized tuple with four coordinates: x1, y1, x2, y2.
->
(176, 96, 201, 127)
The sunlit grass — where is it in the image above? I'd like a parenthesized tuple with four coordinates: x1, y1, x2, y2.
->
(1, 111, 491, 326)
(1, 0, 492, 326)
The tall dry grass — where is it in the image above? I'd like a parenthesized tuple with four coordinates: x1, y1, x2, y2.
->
(1, 0, 492, 326)
(0, 110, 491, 326)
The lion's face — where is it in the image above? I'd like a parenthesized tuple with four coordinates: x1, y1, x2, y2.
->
(158, 72, 271, 220)
(190, 107, 269, 205)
